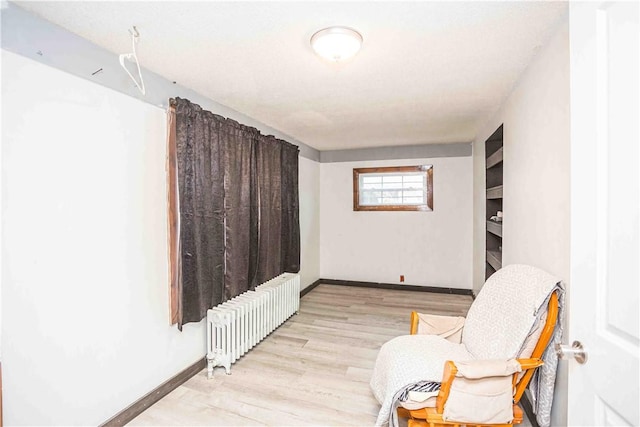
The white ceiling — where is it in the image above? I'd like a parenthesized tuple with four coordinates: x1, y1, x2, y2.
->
(16, 1, 567, 151)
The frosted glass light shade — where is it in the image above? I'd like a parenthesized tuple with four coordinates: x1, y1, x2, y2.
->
(310, 27, 363, 62)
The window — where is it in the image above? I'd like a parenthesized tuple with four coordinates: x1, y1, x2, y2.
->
(353, 165, 433, 211)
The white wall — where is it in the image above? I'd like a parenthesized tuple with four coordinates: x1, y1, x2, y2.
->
(320, 157, 473, 289)
(1, 50, 320, 425)
(299, 157, 320, 290)
(1, 50, 205, 425)
(472, 18, 570, 425)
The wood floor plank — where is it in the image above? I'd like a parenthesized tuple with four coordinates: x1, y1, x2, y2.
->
(128, 284, 473, 426)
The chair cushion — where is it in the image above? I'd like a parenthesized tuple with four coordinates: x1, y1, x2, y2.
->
(416, 313, 465, 343)
(461, 264, 560, 360)
(443, 373, 515, 424)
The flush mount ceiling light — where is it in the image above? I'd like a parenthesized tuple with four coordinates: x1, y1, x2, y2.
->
(310, 26, 363, 62)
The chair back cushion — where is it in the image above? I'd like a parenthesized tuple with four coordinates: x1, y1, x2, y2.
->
(462, 264, 560, 359)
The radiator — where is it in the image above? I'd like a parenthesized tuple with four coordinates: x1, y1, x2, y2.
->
(206, 272, 300, 378)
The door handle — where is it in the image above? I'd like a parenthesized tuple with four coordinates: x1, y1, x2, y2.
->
(555, 341, 588, 364)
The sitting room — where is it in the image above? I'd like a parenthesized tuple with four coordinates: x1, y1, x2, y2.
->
(1, 1, 638, 426)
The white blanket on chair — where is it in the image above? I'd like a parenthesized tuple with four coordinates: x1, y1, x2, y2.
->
(370, 265, 565, 427)
(370, 334, 473, 427)
(529, 283, 565, 427)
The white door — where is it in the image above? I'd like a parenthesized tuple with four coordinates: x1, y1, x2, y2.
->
(569, 1, 639, 425)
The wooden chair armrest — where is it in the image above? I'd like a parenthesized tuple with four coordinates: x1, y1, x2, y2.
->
(434, 358, 544, 413)
(410, 311, 419, 335)
(516, 358, 544, 370)
(435, 360, 458, 413)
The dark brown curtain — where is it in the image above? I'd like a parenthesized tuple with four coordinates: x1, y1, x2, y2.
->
(255, 136, 282, 284)
(170, 97, 300, 327)
(222, 120, 258, 296)
(280, 141, 300, 273)
(174, 99, 225, 326)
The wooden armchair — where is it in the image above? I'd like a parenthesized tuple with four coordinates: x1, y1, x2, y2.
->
(398, 292, 559, 427)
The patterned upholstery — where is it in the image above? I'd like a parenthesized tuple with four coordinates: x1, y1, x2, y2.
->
(461, 264, 560, 360)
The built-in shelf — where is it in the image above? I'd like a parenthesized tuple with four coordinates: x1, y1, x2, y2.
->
(486, 250, 502, 271)
(486, 147, 503, 169)
(485, 125, 503, 280)
(487, 220, 503, 237)
(486, 185, 503, 199)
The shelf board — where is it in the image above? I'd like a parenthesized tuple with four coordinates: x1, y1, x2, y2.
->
(486, 250, 502, 271)
(486, 185, 503, 199)
(487, 220, 503, 237)
(486, 147, 503, 169)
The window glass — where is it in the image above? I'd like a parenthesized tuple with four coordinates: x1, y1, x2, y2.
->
(353, 166, 433, 211)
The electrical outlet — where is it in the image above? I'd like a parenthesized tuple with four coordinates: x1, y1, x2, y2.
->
(400, 275, 405, 283)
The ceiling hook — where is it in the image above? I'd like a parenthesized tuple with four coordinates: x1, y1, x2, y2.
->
(129, 26, 140, 38)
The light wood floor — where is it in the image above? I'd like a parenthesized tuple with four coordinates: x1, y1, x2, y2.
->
(129, 284, 474, 426)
